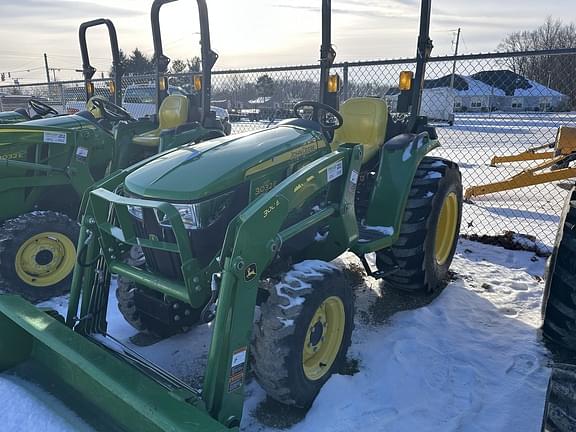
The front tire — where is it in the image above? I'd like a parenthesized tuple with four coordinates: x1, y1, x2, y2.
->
(377, 157, 463, 294)
(251, 261, 354, 407)
(0, 211, 79, 302)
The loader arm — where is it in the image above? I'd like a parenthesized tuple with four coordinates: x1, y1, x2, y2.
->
(204, 143, 363, 424)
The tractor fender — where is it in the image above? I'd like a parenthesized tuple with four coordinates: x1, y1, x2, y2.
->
(364, 132, 440, 240)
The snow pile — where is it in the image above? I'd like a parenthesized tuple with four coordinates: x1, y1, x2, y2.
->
(0, 376, 92, 432)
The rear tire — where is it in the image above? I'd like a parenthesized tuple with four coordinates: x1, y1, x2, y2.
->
(542, 187, 576, 350)
(377, 157, 462, 294)
(542, 364, 576, 432)
(0, 211, 79, 302)
(251, 261, 354, 407)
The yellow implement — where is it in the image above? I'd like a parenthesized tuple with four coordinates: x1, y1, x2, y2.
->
(466, 126, 576, 199)
(490, 144, 555, 166)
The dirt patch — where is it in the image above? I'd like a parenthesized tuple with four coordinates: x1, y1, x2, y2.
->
(367, 273, 455, 325)
(253, 398, 308, 430)
(340, 357, 360, 376)
(463, 231, 551, 257)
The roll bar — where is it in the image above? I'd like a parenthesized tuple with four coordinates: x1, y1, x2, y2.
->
(410, 0, 433, 120)
(319, 0, 433, 121)
(319, 0, 336, 108)
(79, 19, 122, 104)
(151, 0, 218, 123)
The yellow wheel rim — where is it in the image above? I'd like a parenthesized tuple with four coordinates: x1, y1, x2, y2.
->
(302, 296, 345, 381)
(434, 192, 459, 266)
(14, 232, 76, 287)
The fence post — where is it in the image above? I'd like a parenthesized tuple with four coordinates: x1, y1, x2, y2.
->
(342, 62, 349, 102)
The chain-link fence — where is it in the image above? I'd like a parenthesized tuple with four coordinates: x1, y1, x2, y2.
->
(2, 48, 575, 249)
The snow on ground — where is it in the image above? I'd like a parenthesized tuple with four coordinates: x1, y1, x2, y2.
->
(0, 239, 551, 432)
(0, 376, 92, 432)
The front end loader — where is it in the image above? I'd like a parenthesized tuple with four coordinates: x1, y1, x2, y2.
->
(0, 0, 462, 429)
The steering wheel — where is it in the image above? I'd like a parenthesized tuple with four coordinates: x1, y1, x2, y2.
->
(293, 101, 343, 131)
(28, 99, 58, 117)
(88, 97, 134, 122)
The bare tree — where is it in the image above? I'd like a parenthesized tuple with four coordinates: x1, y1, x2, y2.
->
(498, 17, 576, 105)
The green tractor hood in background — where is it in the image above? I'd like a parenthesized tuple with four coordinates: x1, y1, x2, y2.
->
(125, 125, 327, 201)
(15, 115, 100, 130)
(0, 114, 111, 160)
(0, 111, 29, 125)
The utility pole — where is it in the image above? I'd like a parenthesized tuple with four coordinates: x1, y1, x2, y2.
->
(43, 53, 51, 83)
(449, 28, 461, 90)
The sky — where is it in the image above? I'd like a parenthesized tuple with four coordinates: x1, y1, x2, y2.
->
(0, 0, 575, 84)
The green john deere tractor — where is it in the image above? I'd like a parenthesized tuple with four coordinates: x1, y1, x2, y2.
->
(0, 0, 462, 430)
(541, 185, 576, 432)
(0, 1, 225, 301)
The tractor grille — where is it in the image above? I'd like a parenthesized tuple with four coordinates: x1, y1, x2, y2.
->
(127, 183, 249, 280)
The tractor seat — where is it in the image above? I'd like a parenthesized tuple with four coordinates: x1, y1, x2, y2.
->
(132, 95, 189, 147)
(331, 97, 388, 164)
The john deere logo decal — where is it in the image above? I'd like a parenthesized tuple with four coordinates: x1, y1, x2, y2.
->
(245, 263, 257, 281)
(148, 233, 159, 241)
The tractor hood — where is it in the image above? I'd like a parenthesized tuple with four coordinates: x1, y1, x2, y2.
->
(124, 125, 326, 202)
(0, 113, 103, 147)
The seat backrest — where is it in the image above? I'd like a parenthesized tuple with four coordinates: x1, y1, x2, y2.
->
(159, 95, 189, 130)
(332, 97, 389, 163)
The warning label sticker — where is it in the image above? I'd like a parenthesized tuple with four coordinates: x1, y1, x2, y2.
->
(43, 131, 67, 144)
(228, 347, 247, 393)
(350, 170, 359, 185)
(327, 160, 343, 182)
(75, 147, 89, 161)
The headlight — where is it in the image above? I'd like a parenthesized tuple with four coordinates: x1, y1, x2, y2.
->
(127, 204, 143, 220)
(128, 191, 234, 231)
